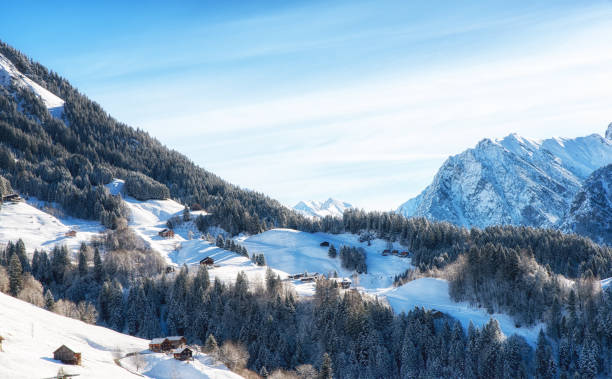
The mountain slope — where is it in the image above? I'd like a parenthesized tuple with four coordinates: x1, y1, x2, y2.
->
(562, 164, 612, 244)
(293, 198, 353, 218)
(398, 128, 612, 229)
(0, 40, 313, 235)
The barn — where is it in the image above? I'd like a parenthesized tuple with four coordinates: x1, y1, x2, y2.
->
(173, 347, 193, 361)
(158, 229, 175, 238)
(53, 345, 81, 365)
(167, 336, 187, 349)
(199, 257, 214, 266)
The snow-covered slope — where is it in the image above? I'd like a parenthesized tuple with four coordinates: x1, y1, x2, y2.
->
(0, 200, 101, 255)
(0, 52, 64, 118)
(562, 164, 612, 245)
(384, 278, 543, 345)
(293, 198, 353, 218)
(0, 292, 240, 379)
(398, 127, 612, 229)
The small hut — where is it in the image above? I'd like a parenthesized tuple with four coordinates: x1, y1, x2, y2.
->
(158, 229, 175, 238)
(2, 194, 22, 203)
(199, 257, 214, 267)
(382, 249, 391, 256)
(399, 251, 410, 258)
(173, 347, 193, 361)
(320, 241, 330, 247)
(0, 335, 4, 352)
(53, 345, 81, 365)
(65, 230, 77, 238)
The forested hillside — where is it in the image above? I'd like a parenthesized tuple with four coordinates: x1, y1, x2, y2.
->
(0, 41, 312, 233)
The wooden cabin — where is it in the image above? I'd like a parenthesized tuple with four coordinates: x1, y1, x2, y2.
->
(167, 336, 187, 349)
(53, 345, 81, 365)
(382, 249, 391, 256)
(0, 335, 4, 352)
(65, 230, 77, 238)
(173, 347, 193, 361)
(300, 276, 316, 283)
(399, 251, 410, 258)
(391, 250, 399, 256)
(199, 257, 214, 267)
(340, 278, 352, 289)
(158, 229, 175, 238)
(320, 241, 330, 247)
(149, 338, 172, 352)
(2, 194, 22, 203)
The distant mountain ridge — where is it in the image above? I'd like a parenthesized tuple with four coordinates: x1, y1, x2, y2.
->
(398, 126, 612, 236)
(562, 164, 612, 245)
(294, 198, 353, 218)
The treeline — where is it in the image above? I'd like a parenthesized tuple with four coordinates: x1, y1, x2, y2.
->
(0, 40, 314, 234)
(312, 209, 612, 280)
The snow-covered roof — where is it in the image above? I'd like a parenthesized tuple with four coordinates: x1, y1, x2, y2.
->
(167, 336, 185, 342)
(150, 338, 167, 344)
(174, 347, 192, 354)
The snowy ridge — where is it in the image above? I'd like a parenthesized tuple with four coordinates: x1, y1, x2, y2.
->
(293, 198, 353, 218)
(398, 127, 612, 229)
(0, 52, 65, 118)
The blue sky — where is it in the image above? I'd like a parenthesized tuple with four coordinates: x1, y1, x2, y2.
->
(2, 1, 612, 210)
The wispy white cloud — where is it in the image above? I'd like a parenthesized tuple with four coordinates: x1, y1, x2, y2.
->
(83, 2, 612, 210)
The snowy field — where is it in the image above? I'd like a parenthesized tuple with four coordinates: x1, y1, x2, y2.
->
(120, 352, 241, 379)
(0, 292, 239, 379)
(0, 200, 102, 256)
(383, 278, 543, 345)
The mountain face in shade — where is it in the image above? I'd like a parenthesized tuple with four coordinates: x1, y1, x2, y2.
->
(294, 198, 353, 218)
(398, 128, 612, 230)
(563, 164, 612, 245)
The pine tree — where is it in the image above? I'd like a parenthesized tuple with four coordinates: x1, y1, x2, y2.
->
(93, 248, 104, 282)
(8, 253, 23, 296)
(328, 245, 337, 259)
(204, 334, 218, 353)
(44, 289, 55, 310)
(78, 249, 87, 277)
(320, 352, 333, 379)
(15, 239, 30, 273)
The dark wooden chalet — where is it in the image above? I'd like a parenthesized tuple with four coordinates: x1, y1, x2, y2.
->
(320, 241, 330, 247)
(0, 335, 4, 351)
(173, 347, 193, 361)
(399, 251, 410, 258)
(199, 257, 214, 266)
(53, 345, 81, 365)
(340, 278, 352, 289)
(65, 230, 77, 238)
(382, 249, 391, 256)
(158, 229, 175, 238)
(149, 338, 173, 352)
(391, 250, 399, 255)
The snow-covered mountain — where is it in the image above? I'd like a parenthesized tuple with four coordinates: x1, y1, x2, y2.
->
(0, 52, 64, 118)
(562, 164, 612, 245)
(293, 198, 353, 218)
(398, 126, 612, 229)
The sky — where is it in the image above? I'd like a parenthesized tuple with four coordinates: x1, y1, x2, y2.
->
(2, 0, 612, 210)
